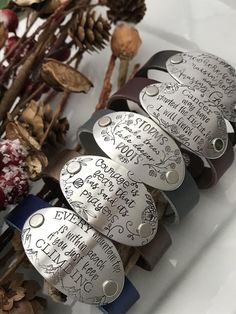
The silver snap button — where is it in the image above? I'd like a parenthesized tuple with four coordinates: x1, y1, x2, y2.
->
(146, 85, 159, 97)
(165, 170, 179, 184)
(102, 280, 118, 297)
(170, 54, 183, 64)
(138, 223, 152, 238)
(98, 116, 112, 127)
(67, 161, 81, 174)
(29, 214, 45, 228)
(212, 138, 224, 152)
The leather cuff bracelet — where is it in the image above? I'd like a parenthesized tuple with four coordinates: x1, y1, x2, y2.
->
(135, 50, 236, 144)
(108, 77, 234, 189)
(5, 195, 140, 312)
(77, 109, 199, 224)
(42, 149, 172, 271)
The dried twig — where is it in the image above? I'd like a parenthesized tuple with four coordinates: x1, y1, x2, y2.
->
(96, 54, 117, 111)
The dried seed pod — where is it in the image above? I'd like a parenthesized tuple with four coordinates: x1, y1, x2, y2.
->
(69, 10, 111, 52)
(111, 23, 142, 87)
(111, 23, 142, 59)
(6, 121, 41, 151)
(41, 58, 93, 93)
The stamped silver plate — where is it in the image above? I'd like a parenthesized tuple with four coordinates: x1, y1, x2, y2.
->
(60, 156, 158, 246)
(166, 51, 236, 122)
(93, 112, 185, 191)
(22, 207, 124, 305)
(140, 82, 228, 159)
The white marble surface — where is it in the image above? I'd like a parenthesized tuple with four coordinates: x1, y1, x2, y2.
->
(16, 1, 236, 313)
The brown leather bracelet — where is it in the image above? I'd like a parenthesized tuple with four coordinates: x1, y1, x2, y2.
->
(135, 50, 236, 146)
(108, 77, 234, 189)
(42, 148, 172, 271)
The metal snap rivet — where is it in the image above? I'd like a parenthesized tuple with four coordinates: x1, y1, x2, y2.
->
(212, 138, 224, 152)
(98, 116, 112, 127)
(138, 223, 152, 238)
(233, 104, 236, 113)
(165, 170, 179, 184)
(29, 214, 45, 228)
(102, 280, 118, 297)
(67, 161, 81, 174)
(146, 85, 159, 97)
(170, 54, 183, 64)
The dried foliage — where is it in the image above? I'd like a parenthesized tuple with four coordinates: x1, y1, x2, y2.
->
(41, 59, 93, 92)
(0, 273, 47, 313)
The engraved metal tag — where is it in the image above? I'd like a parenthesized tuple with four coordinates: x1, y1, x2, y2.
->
(93, 112, 185, 191)
(166, 51, 236, 122)
(60, 156, 158, 246)
(22, 207, 124, 305)
(139, 82, 228, 159)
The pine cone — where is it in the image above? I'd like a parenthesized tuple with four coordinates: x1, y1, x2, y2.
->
(69, 10, 111, 52)
(106, 0, 146, 24)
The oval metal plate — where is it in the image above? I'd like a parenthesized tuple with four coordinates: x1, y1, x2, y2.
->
(22, 207, 124, 305)
(166, 51, 236, 122)
(60, 156, 158, 246)
(93, 112, 185, 191)
(139, 82, 228, 159)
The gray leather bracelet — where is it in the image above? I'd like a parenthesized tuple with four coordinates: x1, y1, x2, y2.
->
(77, 109, 200, 224)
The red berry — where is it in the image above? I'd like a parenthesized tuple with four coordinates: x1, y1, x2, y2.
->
(0, 9, 18, 32)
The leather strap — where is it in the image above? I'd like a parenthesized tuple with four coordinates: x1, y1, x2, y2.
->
(42, 149, 80, 205)
(5, 195, 140, 313)
(99, 277, 140, 314)
(42, 146, 172, 271)
(135, 50, 180, 77)
(107, 77, 234, 188)
(136, 224, 171, 271)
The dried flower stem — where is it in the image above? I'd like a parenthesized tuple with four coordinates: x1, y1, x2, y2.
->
(96, 54, 117, 111)
(118, 58, 129, 88)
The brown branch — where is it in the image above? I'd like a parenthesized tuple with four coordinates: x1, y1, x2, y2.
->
(0, 247, 15, 268)
(0, 252, 25, 285)
(96, 54, 117, 111)
(0, 228, 14, 252)
(39, 92, 70, 147)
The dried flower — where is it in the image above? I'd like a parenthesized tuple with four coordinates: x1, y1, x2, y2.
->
(0, 273, 47, 313)
(41, 58, 93, 93)
(26, 151, 48, 180)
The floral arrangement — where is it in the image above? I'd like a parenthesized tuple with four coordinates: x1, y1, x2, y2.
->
(0, 0, 147, 312)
